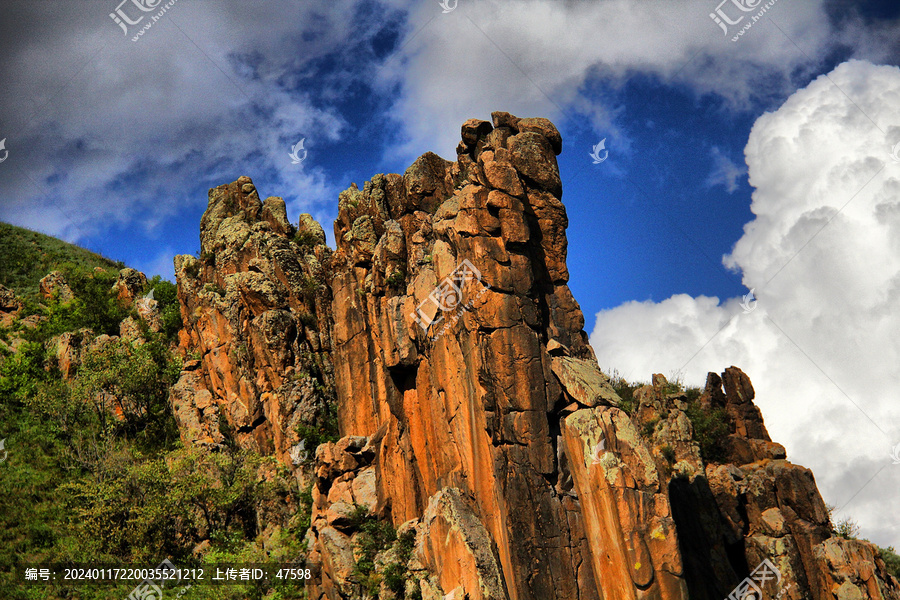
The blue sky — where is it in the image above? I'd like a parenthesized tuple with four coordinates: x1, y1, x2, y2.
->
(2, 0, 900, 545)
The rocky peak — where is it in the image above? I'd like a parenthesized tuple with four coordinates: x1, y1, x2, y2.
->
(171, 175, 335, 463)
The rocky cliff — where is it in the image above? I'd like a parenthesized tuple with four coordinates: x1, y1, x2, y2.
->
(169, 113, 900, 600)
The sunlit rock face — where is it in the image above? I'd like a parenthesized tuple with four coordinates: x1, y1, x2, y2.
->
(172, 176, 335, 463)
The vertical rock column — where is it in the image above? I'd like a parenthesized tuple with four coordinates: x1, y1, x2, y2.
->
(329, 113, 647, 600)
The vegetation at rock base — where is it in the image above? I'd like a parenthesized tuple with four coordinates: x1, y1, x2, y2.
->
(383, 529, 421, 600)
(349, 505, 396, 591)
(146, 274, 182, 343)
(0, 335, 307, 598)
(0, 274, 305, 599)
(0, 222, 123, 297)
(346, 506, 421, 599)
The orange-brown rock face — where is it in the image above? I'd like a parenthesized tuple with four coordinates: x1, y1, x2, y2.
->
(324, 111, 658, 600)
(171, 177, 335, 465)
(627, 371, 900, 600)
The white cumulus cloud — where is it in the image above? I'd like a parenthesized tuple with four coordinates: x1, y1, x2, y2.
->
(590, 59, 900, 547)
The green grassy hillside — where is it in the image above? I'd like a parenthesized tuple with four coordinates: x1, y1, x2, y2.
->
(0, 222, 123, 297)
(0, 227, 308, 599)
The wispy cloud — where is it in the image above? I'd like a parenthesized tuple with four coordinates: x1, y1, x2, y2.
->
(704, 146, 745, 193)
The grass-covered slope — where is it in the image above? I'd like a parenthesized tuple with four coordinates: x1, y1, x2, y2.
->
(0, 229, 308, 599)
(0, 222, 122, 297)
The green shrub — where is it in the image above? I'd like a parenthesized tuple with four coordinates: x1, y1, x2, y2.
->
(204, 282, 226, 296)
(383, 528, 419, 598)
(0, 341, 48, 404)
(299, 274, 323, 301)
(834, 516, 860, 539)
(385, 269, 406, 288)
(661, 445, 676, 465)
(146, 275, 182, 343)
(684, 399, 729, 464)
(642, 417, 659, 438)
(57, 446, 281, 566)
(880, 546, 900, 580)
(294, 485, 314, 534)
(293, 230, 320, 249)
(21, 265, 131, 343)
(25, 337, 181, 468)
(295, 401, 340, 459)
(662, 380, 683, 395)
(184, 259, 201, 279)
(298, 311, 317, 328)
(608, 371, 641, 415)
(349, 506, 397, 594)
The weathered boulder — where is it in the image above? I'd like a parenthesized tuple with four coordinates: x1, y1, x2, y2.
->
(0, 284, 22, 327)
(39, 271, 73, 302)
(112, 267, 148, 304)
(297, 213, 327, 247)
(52, 328, 93, 380)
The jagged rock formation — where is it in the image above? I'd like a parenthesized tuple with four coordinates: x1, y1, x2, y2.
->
(0, 284, 22, 328)
(171, 177, 335, 463)
(170, 114, 900, 600)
